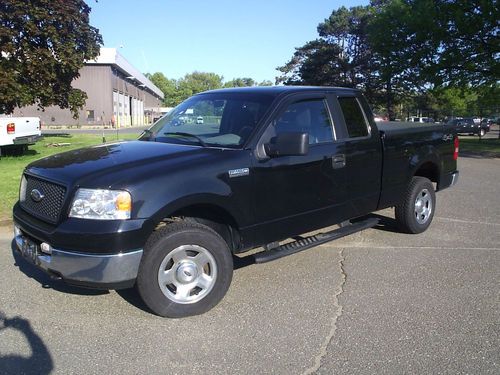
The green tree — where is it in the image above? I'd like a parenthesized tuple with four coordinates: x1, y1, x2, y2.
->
(421, 0, 499, 86)
(0, 0, 102, 117)
(475, 84, 500, 117)
(145, 72, 179, 107)
(277, 6, 382, 107)
(277, 1, 499, 120)
(146, 72, 273, 107)
(258, 80, 273, 86)
(368, 0, 499, 88)
(369, 0, 499, 118)
(368, 0, 423, 119)
(429, 87, 478, 118)
(224, 77, 255, 87)
(177, 72, 224, 99)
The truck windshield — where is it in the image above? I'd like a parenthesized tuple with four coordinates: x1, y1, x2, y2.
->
(140, 92, 274, 148)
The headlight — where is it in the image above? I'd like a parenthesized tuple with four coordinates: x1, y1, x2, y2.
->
(69, 188, 132, 220)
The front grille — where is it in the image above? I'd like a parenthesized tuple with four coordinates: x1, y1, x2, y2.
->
(20, 175, 66, 223)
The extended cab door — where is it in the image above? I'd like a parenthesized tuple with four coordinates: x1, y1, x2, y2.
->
(248, 93, 355, 245)
(330, 94, 382, 216)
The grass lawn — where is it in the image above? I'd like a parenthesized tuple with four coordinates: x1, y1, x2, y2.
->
(0, 133, 137, 221)
(459, 137, 500, 155)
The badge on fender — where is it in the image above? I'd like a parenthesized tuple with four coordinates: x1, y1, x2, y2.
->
(228, 168, 250, 178)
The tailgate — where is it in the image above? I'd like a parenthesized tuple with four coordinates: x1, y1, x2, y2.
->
(13, 117, 41, 138)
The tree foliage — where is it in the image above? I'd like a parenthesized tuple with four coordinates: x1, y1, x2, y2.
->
(224, 77, 274, 88)
(148, 73, 275, 107)
(224, 77, 255, 88)
(277, 6, 374, 88)
(369, 0, 499, 87)
(277, 0, 499, 119)
(178, 71, 224, 96)
(0, 0, 103, 116)
(145, 72, 178, 107)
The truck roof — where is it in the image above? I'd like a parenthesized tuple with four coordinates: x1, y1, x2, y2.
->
(199, 86, 361, 97)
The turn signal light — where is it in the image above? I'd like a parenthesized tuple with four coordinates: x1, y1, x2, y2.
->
(7, 123, 15, 134)
(115, 191, 132, 212)
(453, 137, 459, 160)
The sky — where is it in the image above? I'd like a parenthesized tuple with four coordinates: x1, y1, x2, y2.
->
(86, 0, 368, 83)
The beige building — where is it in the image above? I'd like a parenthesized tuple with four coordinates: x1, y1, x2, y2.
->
(14, 48, 164, 127)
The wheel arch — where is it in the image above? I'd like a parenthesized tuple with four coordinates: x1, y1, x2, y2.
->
(413, 160, 440, 187)
(148, 200, 243, 253)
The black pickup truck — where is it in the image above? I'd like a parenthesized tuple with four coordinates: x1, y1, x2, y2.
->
(13, 87, 459, 317)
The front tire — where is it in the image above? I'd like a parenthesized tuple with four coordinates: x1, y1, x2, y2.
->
(395, 176, 436, 234)
(137, 221, 233, 318)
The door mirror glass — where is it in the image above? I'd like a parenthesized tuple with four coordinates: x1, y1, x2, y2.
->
(265, 132, 309, 157)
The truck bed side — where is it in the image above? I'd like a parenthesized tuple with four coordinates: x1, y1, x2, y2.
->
(377, 121, 458, 210)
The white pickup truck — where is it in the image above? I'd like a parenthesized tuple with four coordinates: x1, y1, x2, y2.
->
(0, 116, 41, 155)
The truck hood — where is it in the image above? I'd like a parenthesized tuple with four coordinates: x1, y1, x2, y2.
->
(25, 140, 215, 186)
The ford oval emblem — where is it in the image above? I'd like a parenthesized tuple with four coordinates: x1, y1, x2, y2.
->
(30, 189, 44, 202)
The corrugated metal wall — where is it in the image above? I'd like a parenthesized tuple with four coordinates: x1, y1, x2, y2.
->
(13, 65, 162, 127)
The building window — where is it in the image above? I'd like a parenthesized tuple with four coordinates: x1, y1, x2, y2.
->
(87, 110, 95, 122)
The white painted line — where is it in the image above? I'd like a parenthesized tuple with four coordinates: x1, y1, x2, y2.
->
(435, 216, 500, 226)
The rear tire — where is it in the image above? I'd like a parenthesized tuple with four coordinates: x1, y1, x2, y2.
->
(137, 221, 233, 318)
(395, 176, 436, 234)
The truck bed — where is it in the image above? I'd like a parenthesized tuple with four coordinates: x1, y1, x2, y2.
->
(377, 121, 451, 134)
(376, 121, 457, 210)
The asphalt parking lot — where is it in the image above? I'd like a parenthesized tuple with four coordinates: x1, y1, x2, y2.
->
(0, 156, 499, 374)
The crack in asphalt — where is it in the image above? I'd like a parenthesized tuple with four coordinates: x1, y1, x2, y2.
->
(302, 248, 347, 375)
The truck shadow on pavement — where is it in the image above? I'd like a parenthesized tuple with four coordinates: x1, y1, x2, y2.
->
(115, 288, 154, 315)
(10, 240, 108, 296)
(0, 311, 53, 375)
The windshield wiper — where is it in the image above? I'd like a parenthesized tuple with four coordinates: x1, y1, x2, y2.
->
(163, 132, 208, 147)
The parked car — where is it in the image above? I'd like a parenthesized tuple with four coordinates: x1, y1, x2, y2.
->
(407, 116, 435, 123)
(13, 86, 459, 318)
(0, 116, 41, 156)
(480, 118, 494, 132)
(448, 118, 489, 137)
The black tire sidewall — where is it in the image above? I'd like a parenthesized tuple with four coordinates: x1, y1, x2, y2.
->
(137, 223, 233, 318)
(396, 177, 436, 234)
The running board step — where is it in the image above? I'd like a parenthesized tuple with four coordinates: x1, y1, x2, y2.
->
(253, 217, 379, 264)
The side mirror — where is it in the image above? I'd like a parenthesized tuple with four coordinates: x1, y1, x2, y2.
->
(265, 132, 309, 157)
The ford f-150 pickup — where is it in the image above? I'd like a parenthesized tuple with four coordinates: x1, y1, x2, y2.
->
(13, 86, 459, 317)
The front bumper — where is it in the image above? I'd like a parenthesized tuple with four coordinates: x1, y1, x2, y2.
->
(13, 202, 151, 254)
(14, 228, 143, 289)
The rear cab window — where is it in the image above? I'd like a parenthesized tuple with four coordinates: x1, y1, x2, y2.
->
(337, 96, 369, 139)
